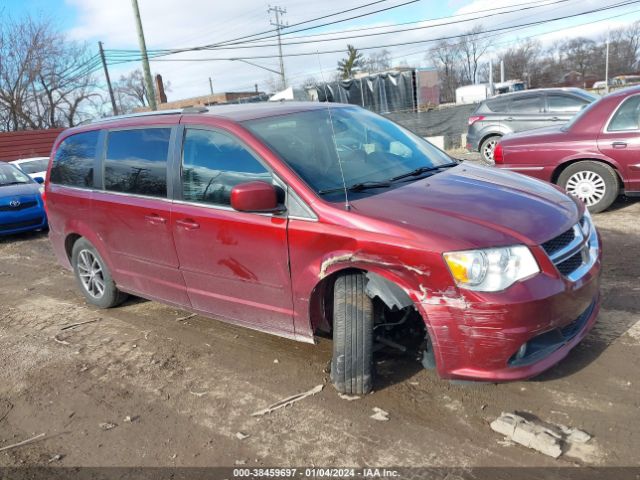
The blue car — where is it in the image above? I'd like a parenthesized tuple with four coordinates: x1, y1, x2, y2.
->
(0, 162, 48, 236)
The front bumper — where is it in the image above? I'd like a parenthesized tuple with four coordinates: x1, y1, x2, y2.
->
(0, 214, 48, 236)
(418, 240, 601, 382)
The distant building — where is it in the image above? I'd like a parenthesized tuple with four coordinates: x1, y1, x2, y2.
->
(134, 91, 265, 112)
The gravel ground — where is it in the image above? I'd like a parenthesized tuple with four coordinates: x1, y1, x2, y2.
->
(0, 187, 638, 475)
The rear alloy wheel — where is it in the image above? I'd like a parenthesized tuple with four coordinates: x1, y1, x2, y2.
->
(72, 238, 128, 308)
(480, 136, 500, 165)
(558, 161, 619, 213)
(330, 273, 374, 395)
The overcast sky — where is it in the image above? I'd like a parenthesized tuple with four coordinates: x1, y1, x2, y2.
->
(4, 0, 640, 100)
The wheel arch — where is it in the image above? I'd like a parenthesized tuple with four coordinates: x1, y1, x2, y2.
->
(479, 132, 503, 150)
(62, 223, 117, 275)
(551, 157, 624, 187)
(309, 264, 418, 334)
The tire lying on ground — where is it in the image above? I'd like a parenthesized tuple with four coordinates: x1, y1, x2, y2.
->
(331, 272, 374, 395)
(71, 237, 128, 308)
(557, 160, 619, 214)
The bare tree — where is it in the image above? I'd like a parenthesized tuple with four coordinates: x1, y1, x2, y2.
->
(0, 14, 98, 131)
(459, 25, 493, 84)
(364, 49, 391, 73)
(428, 40, 463, 103)
(498, 39, 543, 87)
(563, 38, 597, 87)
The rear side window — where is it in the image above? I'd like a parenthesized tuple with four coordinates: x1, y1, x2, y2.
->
(484, 97, 509, 113)
(50, 131, 99, 187)
(104, 128, 171, 198)
(181, 129, 271, 206)
(547, 94, 587, 113)
(509, 96, 542, 113)
(608, 95, 640, 132)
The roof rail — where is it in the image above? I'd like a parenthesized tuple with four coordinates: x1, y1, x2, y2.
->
(182, 106, 209, 113)
(90, 109, 183, 124)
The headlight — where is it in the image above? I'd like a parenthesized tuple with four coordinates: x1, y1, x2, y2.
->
(443, 245, 539, 292)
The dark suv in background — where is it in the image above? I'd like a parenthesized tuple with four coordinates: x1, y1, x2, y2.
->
(467, 88, 597, 163)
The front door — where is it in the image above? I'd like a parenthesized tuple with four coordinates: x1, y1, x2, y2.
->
(597, 94, 640, 192)
(171, 126, 294, 334)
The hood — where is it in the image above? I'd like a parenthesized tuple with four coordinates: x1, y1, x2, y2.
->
(0, 182, 41, 202)
(350, 163, 580, 250)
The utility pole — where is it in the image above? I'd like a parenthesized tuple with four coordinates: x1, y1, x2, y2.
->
(605, 27, 610, 94)
(268, 5, 287, 90)
(209, 77, 214, 95)
(99, 41, 118, 116)
(130, 0, 157, 110)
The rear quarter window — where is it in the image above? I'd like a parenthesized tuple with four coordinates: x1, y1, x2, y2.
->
(607, 95, 640, 132)
(104, 128, 171, 198)
(509, 95, 542, 113)
(50, 131, 99, 187)
(484, 97, 510, 113)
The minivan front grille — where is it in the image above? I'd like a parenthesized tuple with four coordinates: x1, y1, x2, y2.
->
(541, 214, 598, 281)
(541, 228, 575, 257)
(556, 252, 584, 276)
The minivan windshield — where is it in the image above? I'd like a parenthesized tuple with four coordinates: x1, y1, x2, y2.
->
(243, 106, 455, 197)
(0, 163, 32, 186)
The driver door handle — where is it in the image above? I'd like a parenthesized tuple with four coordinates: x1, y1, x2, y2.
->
(612, 141, 627, 149)
(144, 214, 167, 225)
(176, 218, 200, 230)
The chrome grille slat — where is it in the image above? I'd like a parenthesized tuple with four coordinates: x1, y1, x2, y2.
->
(541, 214, 597, 281)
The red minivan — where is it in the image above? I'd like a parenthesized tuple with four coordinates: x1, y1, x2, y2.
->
(45, 103, 602, 394)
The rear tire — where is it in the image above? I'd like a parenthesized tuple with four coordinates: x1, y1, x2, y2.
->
(330, 273, 374, 395)
(71, 238, 128, 308)
(557, 161, 619, 213)
(480, 135, 501, 165)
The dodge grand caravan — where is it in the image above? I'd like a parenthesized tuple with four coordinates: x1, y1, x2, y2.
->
(46, 103, 601, 395)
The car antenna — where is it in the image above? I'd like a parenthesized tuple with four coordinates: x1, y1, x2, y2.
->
(317, 51, 350, 211)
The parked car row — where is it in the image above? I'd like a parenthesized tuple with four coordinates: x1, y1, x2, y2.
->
(467, 88, 597, 163)
(493, 86, 640, 213)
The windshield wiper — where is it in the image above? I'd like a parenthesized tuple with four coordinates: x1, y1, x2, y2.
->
(389, 162, 458, 182)
(318, 180, 391, 195)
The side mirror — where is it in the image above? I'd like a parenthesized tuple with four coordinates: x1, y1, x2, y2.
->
(230, 181, 282, 213)
(33, 176, 45, 184)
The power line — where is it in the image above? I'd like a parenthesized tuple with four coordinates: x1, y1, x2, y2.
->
(268, 5, 288, 89)
(148, 0, 577, 51)
(108, 0, 422, 58)
(104, 0, 640, 64)
(165, 4, 640, 95)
